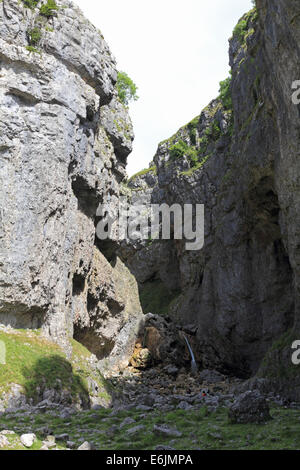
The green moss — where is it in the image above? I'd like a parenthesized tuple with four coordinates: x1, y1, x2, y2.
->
(25, 46, 40, 53)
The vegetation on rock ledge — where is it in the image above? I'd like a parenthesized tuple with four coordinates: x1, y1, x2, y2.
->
(117, 71, 139, 106)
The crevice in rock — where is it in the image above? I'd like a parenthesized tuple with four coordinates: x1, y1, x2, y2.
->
(72, 273, 86, 297)
(0, 303, 46, 329)
(71, 176, 100, 219)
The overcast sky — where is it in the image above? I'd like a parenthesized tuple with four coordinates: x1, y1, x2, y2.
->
(73, 0, 253, 175)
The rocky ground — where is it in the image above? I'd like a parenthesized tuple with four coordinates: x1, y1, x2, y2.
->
(0, 318, 300, 451)
(1, 358, 300, 450)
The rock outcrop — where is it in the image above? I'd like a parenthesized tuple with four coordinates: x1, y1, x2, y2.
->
(123, 0, 300, 394)
(0, 0, 143, 367)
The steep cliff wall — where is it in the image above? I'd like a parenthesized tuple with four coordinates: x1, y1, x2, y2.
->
(0, 0, 143, 367)
(125, 1, 300, 386)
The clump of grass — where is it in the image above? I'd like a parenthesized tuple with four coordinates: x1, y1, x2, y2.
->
(22, 0, 39, 9)
(25, 46, 40, 53)
(40, 0, 59, 17)
(27, 27, 42, 46)
(180, 154, 211, 176)
(128, 166, 157, 183)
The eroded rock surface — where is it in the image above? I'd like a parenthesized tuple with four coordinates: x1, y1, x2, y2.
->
(0, 0, 143, 366)
(121, 1, 300, 397)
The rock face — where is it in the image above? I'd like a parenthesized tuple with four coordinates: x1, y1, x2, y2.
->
(0, 0, 299, 401)
(0, 0, 143, 366)
(123, 0, 300, 391)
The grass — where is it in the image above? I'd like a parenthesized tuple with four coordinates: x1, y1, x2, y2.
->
(39, 0, 59, 17)
(0, 405, 300, 450)
(25, 46, 40, 54)
(180, 155, 211, 176)
(0, 330, 111, 407)
(128, 166, 157, 183)
(27, 27, 42, 46)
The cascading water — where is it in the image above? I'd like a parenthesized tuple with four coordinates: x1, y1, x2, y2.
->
(183, 334, 198, 375)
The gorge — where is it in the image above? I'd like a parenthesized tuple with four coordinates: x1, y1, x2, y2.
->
(0, 0, 299, 451)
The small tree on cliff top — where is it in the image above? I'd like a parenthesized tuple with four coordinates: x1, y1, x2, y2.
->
(117, 71, 139, 106)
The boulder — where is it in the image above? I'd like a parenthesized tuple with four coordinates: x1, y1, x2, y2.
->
(20, 433, 36, 448)
(228, 391, 272, 424)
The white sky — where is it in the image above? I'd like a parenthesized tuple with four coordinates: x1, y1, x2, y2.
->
(73, 0, 253, 176)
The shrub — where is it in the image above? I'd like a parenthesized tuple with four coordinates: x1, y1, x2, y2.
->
(233, 19, 248, 42)
(40, 0, 59, 17)
(219, 76, 232, 111)
(116, 71, 139, 105)
(169, 140, 198, 166)
(211, 121, 221, 140)
(27, 27, 42, 46)
(169, 141, 186, 160)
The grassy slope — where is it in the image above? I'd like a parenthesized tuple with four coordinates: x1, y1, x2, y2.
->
(1, 406, 300, 450)
(0, 330, 111, 406)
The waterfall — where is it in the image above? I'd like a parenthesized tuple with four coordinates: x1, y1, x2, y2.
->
(183, 334, 198, 375)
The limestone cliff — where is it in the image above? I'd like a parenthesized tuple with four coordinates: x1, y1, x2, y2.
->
(0, 0, 143, 368)
(0, 0, 299, 402)
(125, 0, 300, 394)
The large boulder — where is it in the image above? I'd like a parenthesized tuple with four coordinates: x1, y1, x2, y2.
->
(228, 391, 272, 424)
